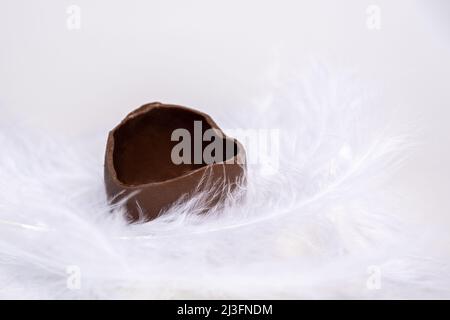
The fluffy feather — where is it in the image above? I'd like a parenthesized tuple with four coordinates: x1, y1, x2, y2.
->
(0, 65, 449, 299)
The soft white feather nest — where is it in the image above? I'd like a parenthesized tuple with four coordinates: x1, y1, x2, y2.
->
(0, 66, 449, 299)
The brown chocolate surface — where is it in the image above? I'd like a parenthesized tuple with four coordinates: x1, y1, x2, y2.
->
(104, 102, 246, 221)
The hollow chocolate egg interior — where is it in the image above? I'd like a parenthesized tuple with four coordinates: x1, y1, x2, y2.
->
(112, 106, 238, 186)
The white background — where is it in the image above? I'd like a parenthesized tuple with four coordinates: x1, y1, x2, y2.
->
(1, 0, 449, 226)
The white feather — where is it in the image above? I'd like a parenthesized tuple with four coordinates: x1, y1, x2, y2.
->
(0, 65, 449, 299)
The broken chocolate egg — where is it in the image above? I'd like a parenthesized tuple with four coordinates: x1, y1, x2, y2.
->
(104, 102, 246, 221)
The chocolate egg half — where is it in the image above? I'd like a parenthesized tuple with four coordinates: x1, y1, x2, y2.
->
(104, 102, 246, 221)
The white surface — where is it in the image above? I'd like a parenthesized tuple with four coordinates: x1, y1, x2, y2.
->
(1, 1, 449, 236)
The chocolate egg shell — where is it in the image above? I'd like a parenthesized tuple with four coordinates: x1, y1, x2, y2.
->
(104, 102, 246, 221)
